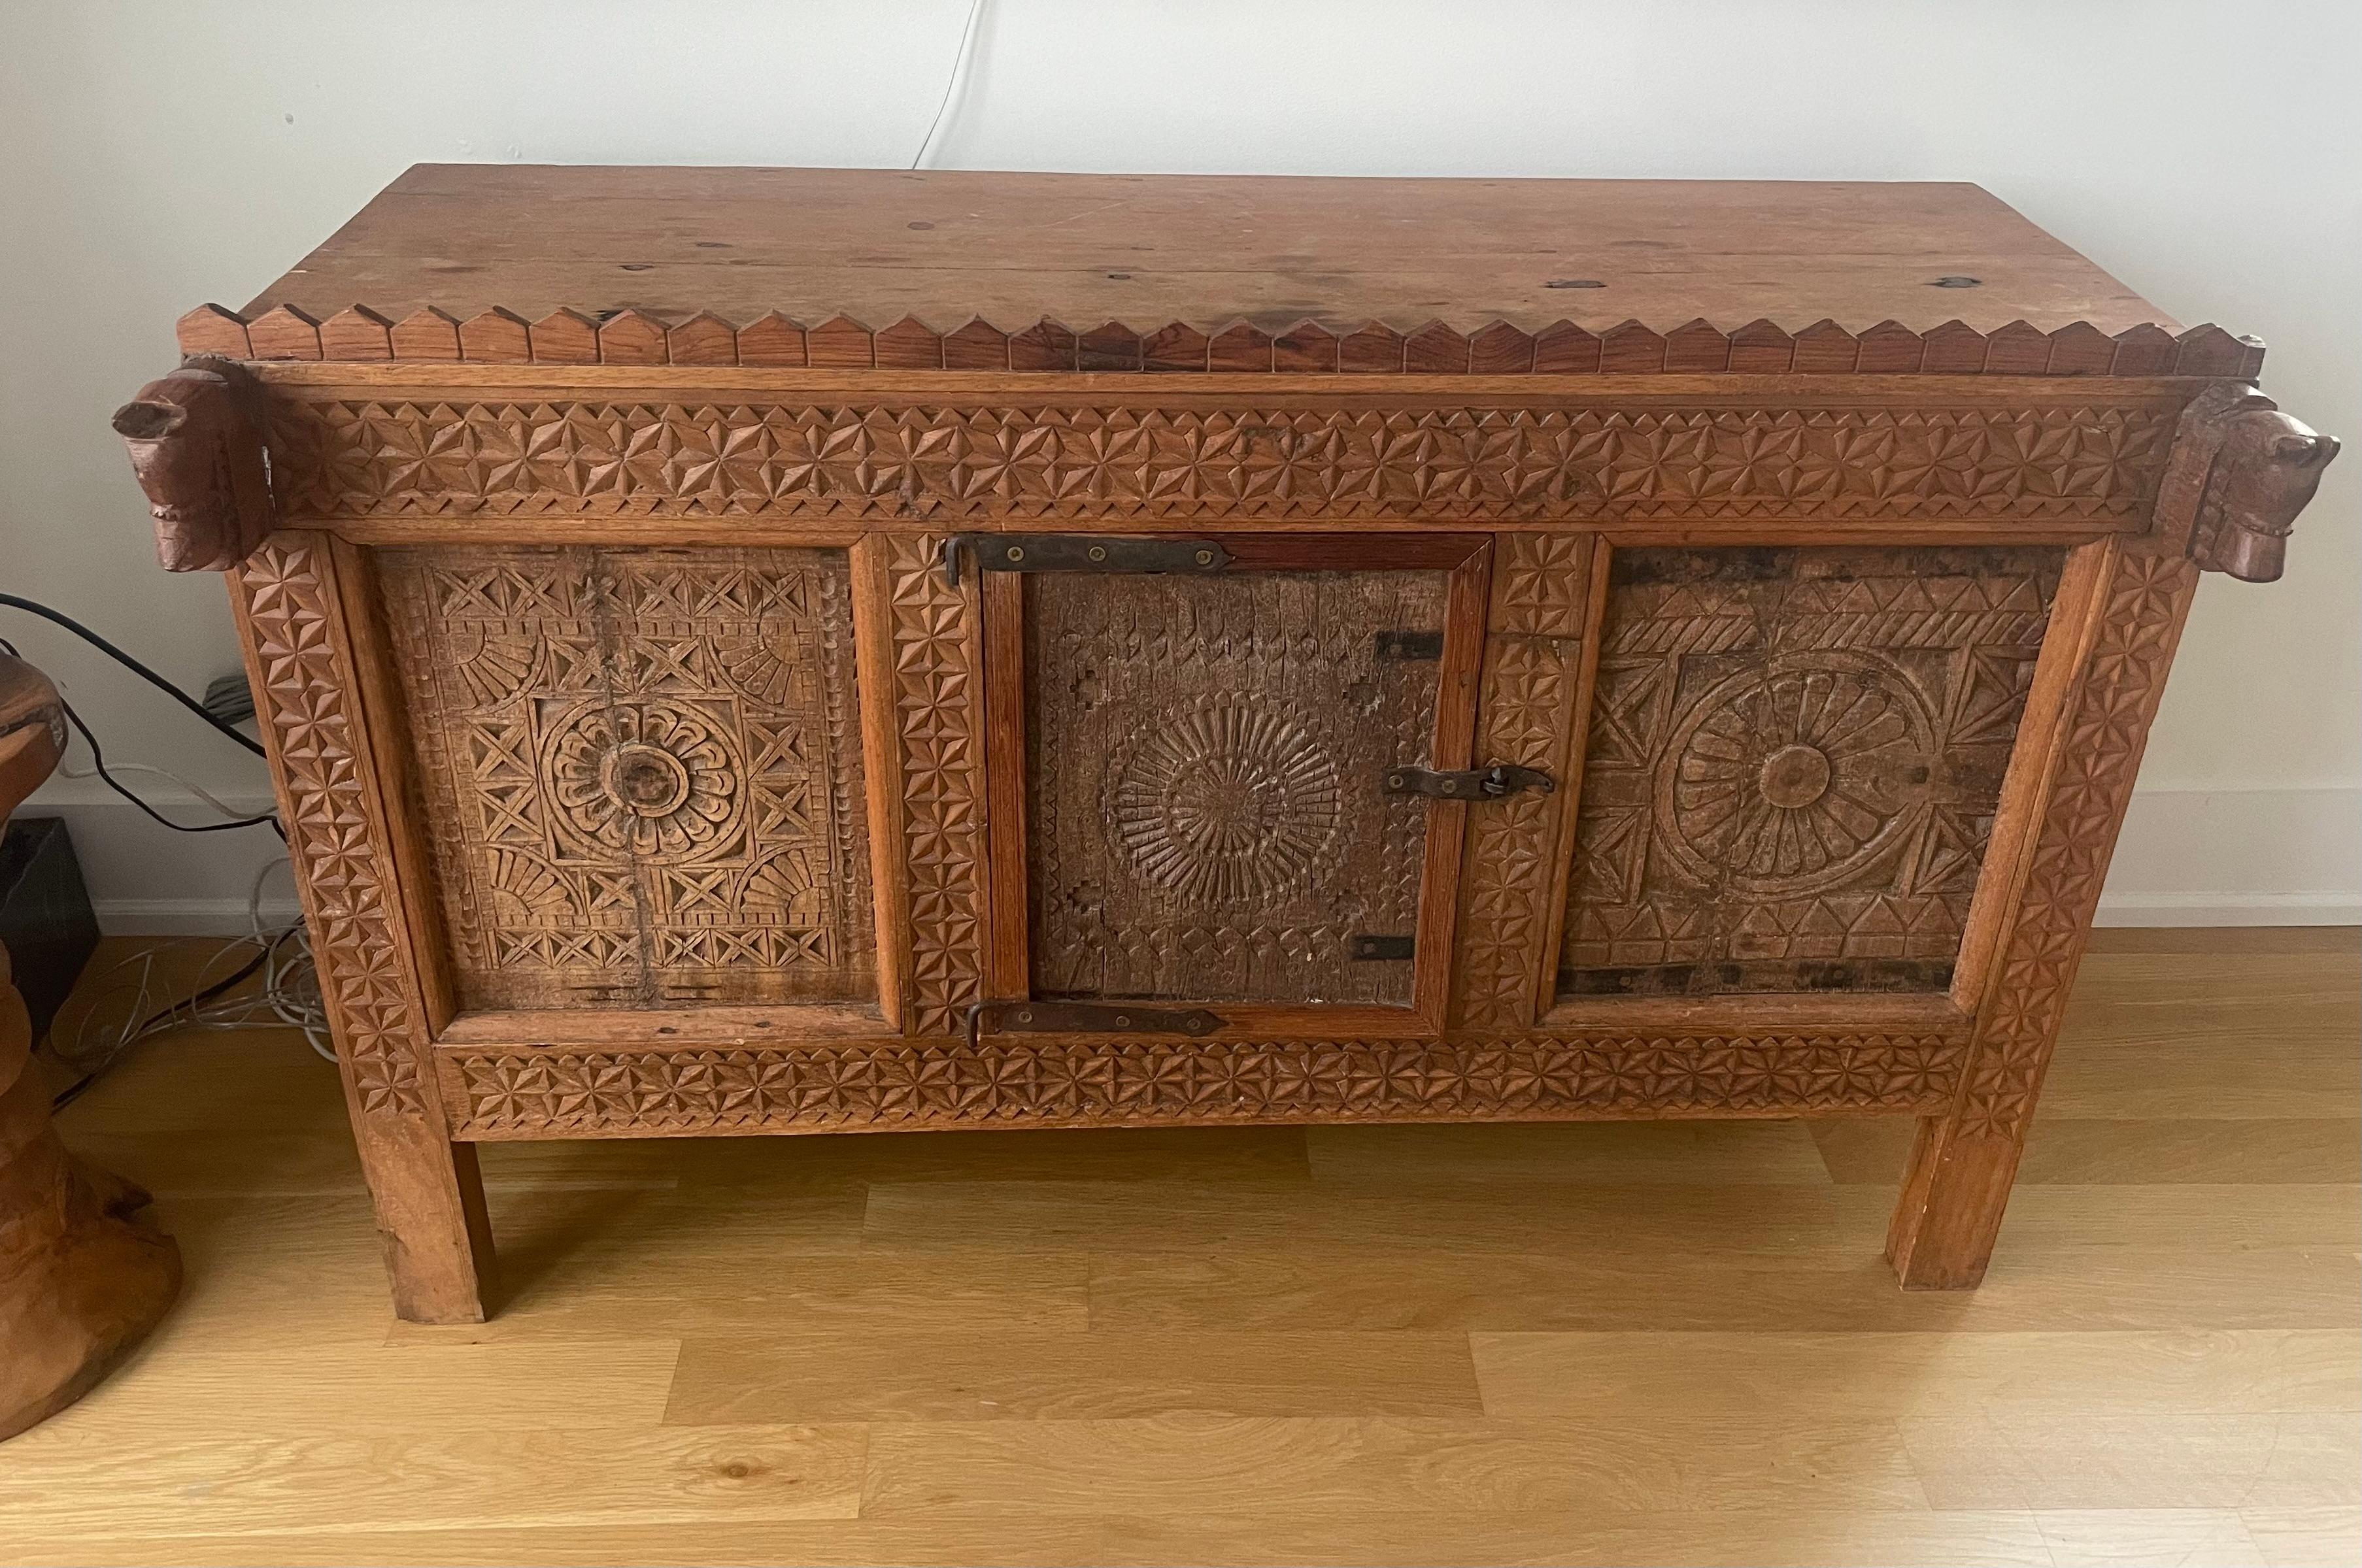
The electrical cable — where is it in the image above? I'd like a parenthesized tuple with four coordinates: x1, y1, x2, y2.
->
(911, 0, 988, 169)
(57, 692, 278, 834)
(50, 945, 271, 1110)
(0, 591, 268, 758)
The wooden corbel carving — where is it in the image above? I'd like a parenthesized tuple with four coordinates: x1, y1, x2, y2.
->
(2153, 382, 2341, 582)
(110, 358, 274, 573)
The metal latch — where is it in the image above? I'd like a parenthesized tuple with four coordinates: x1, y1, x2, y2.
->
(942, 533, 1234, 587)
(1383, 763, 1555, 800)
(964, 999, 1225, 1048)
(1348, 933, 1415, 961)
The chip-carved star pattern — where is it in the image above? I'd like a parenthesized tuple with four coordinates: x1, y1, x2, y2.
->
(1953, 548, 2199, 1141)
(235, 536, 428, 1116)
(264, 399, 2176, 525)
(378, 546, 874, 1009)
(443, 1031, 1965, 1136)
(1453, 535, 1596, 1030)
(885, 535, 988, 1035)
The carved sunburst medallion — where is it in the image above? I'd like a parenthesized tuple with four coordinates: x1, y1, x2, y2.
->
(1106, 699, 1343, 905)
(543, 699, 743, 863)
(1659, 652, 1934, 896)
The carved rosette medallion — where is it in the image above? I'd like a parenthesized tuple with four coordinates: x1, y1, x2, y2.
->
(1028, 568, 1447, 1006)
(545, 699, 743, 863)
(1661, 652, 1936, 898)
(1106, 699, 1343, 905)
(1563, 546, 2063, 998)
(380, 546, 875, 1009)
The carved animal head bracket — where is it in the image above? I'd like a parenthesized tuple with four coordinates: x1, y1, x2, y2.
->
(2152, 382, 2340, 583)
(110, 357, 276, 573)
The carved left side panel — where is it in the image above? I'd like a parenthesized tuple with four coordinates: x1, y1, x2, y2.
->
(378, 546, 875, 1010)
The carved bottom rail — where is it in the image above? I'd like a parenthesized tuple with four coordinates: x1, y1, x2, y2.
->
(438, 1031, 1967, 1139)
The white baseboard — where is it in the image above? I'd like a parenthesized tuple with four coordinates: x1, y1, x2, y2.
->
(2093, 892, 2362, 927)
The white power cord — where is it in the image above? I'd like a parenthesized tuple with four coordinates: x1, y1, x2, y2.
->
(911, 0, 988, 169)
(53, 854, 332, 1090)
(58, 758, 260, 824)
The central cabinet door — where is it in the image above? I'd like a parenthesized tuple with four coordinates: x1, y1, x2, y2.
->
(981, 536, 1491, 1036)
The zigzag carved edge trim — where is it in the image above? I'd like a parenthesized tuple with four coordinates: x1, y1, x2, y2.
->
(184, 303, 2267, 380)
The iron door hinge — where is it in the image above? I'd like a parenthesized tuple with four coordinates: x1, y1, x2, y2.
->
(942, 533, 1234, 587)
(1383, 763, 1555, 801)
(964, 999, 1225, 1048)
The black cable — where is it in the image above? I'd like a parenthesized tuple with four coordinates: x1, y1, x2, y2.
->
(50, 944, 274, 1111)
(0, 591, 268, 758)
(58, 693, 279, 834)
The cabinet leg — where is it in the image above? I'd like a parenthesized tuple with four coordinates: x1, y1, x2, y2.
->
(352, 1119, 496, 1324)
(1886, 1114, 2023, 1289)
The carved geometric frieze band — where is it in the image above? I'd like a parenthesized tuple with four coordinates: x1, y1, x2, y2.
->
(189, 301, 2266, 380)
(1454, 534, 1594, 1029)
(439, 1030, 1966, 1137)
(1951, 546, 2199, 1141)
(261, 398, 2180, 526)
(234, 534, 433, 1116)
(884, 533, 988, 1035)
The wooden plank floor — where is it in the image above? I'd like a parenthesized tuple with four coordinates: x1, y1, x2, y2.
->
(7, 927, 2356, 1567)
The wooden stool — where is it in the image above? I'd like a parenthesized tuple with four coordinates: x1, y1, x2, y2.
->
(0, 652, 180, 1442)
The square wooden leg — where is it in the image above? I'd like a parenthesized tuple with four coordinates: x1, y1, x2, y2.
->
(350, 1121, 495, 1324)
(1886, 544, 2199, 1290)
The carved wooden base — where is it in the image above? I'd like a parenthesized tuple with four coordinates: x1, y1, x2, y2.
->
(0, 931, 181, 1443)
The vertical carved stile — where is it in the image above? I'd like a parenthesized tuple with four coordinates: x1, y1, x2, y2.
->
(234, 536, 436, 1117)
(1955, 545, 2198, 1144)
(1453, 533, 1596, 1031)
(883, 535, 988, 1037)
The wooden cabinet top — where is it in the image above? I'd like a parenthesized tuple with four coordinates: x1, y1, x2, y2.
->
(186, 166, 2255, 377)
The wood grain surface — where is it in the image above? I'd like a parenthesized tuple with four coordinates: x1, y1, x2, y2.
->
(234, 167, 2182, 341)
(10, 926, 2354, 1566)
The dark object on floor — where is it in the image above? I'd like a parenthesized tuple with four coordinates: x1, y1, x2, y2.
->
(0, 816, 98, 1044)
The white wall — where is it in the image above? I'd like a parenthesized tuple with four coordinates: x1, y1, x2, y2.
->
(2, 0, 2354, 931)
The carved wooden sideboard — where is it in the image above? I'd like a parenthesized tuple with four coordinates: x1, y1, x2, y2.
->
(112, 167, 2337, 1322)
